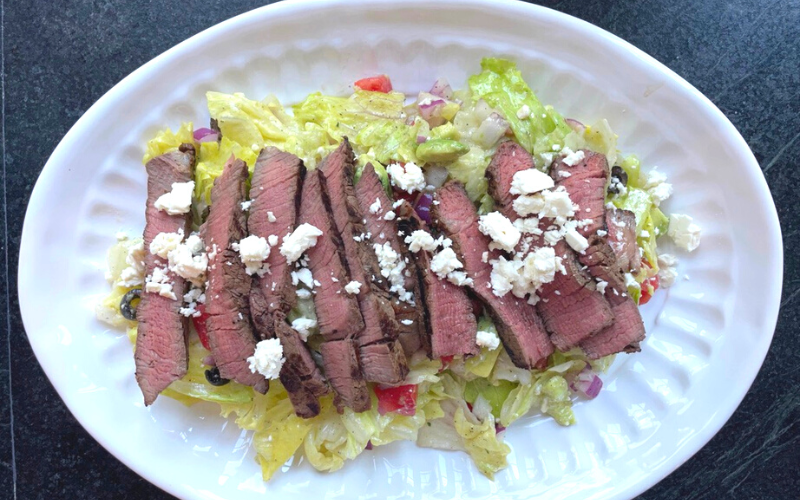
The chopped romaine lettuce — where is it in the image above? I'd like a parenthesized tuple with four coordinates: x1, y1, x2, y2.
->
(468, 58, 571, 156)
(619, 154, 642, 188)
(453, 407, 510, 479)
(142, 122, 194, 164)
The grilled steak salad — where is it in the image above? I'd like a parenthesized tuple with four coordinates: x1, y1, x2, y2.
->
(96, 58, 702, 480)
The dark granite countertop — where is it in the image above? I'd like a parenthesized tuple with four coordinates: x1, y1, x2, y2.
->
(2, 0, 797, 498)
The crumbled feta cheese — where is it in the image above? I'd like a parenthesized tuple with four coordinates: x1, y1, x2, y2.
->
(154, 181, 194, 215)
(657, 253, 679, 288)
(267, 234, 278, 246)
(552, 144, 561, 151)
(374, 242, 412, 302)
(232, 235, 271, 276)
(344, 281, 362, 295)
(240, 200, 252, 211)
(247, 338, 285, 379)
(476, 329, 501, 350)
(516, 104, 531, 120)
(149, 230, 184, 259)
(489, 247, 563, 298)
(538, 152, 555, 168)
(430, 247, 464, 277)
(597, 229, 608, 237)
(558, 171, 571, 178)
(144, 267, 176, 300)
(369, 198, 382, 214)
(564, 228, 589, 253)
(481, 251, 489, 263)
(509, 169, 554, 195)
(400, 319, 414, 326)
(668, 214, 702, 252)
(561, 149, 585, 167)
(388, 162, 426, 193)
(291, 317, 317, 342)
(640, 230, 650, 239)
(446, 271, 473, 287)
(513, 187, 575, 220)
(404, 230, 437, 253)
(119, 241, 146, 287)
(624, 272, 640, 291)
(296, 288, 311, 299)
(292, 267, 314, 289)
(384, 210, 396, 221)
(267, 211, 277, 223)
(168, 239, 208, 284)
(512, 217, 543, 235)
(478, 212, 521, 252)
(281, 223, 323, 263)
(595, 280, 608, 295)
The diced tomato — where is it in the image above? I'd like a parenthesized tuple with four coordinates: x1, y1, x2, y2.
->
(639, 275, 660, 305)
(354, 75, 393, 93)
(392, 188, 418, 206)
(375, 384, 417, 416)
(439, 355, 454, 372)
(192, 304, 211, 350)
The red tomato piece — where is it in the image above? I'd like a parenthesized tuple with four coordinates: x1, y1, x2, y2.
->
(375, 384, 418, 416)
(354, 75, 393, 93)
(191, 304, 211, 350)
(638, 275, 660, 305)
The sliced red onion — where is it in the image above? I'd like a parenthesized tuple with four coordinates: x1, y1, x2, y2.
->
(475, 112, 510, 149)
(495, 423, 506, 434)
(365, 440, 373, 450)
(414, 193, 433, 224)
(193, 127, 219, 143)
(419, 98, 446, 126)
(571, 367, 603, 399)
(417, 135, 428, 144)
(565, 118, 585, 134)
(430, 78, 453, 100)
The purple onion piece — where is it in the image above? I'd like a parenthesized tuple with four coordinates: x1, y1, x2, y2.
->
(414, 193, 434, 224)
(565, 118, 585, 134)
(416, 135, 428, 144)
(571, 366, 603, 399)
(495, 423, 506, 434)
(365, 440, 373, 450)
(418, 99, 446, 123)
(429, 78, 453, 100)
(193, 127, 218, 142)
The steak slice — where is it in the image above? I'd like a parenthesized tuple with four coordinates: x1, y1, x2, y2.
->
(396, 201, 479, 359)
(274, 314, 329, 418)
(577, 236, 646, 358)
(319, 141, 407, 384)
(135, 144, 196, 406)
(606, 208, 641, 274)
(549, 150, 609, 237)
(320, 338, 371, 413)
(248, 147, 306, 339)
(485, 141, 612, 350)
(298, 169, 364, 341)
(204, 156, 268, 393)
(299, 169, 370, 411)
(355, 163, 428, 356)
(431, 182, 553, 368)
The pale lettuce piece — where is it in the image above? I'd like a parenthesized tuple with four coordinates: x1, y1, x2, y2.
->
(619, 154, 642, 188)
(142, 122, 194, 164)
(453, 407, 510, 479)
(95, 284, 137, 329)
(465, 317, 503, 377)
(563, 118, 619, 168)
(193, 137, 259, 204)
(468, 58, 571, 156)
(253, 397, 313, 480)
(464, 378, 515, 419)
(445, 145, 492, 207)
(355, 118, 421, 165)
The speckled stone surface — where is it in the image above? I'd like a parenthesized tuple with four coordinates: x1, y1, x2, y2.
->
(2, 0, 798, 498)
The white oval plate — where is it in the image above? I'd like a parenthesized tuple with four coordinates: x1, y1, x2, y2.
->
(18, 0, 782, 499)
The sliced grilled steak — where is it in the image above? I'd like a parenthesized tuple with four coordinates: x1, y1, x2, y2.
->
(485, 141, 613, 350)
(319, 141, 407, 384)
(549, 150, 609, 237)
(606, 208, 641, 274)
(248, 147, 306, 339)
(578, 236, 645, 357)
(395, 200, 478, 359)
(299, 169, 370, 411)
(204, 157, 268, 394)
(355, 163, 428, 356)
(274, 314, 329, 418)
(135, 144, 196, 406)
(431, 182, 553, 368)
(298, 169, 364, 341)
(320, 338, 371, 412)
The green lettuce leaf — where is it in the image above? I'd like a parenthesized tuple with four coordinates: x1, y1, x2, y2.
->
(453, 407, 510, 479)
(468, 58, 571, 155)
(143, 122, 194, 164)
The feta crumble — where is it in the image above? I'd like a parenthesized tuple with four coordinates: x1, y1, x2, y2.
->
(667, 214, 701, 252)
(291, 317, 318, 342)
(516, 104, 531, 120)
(281, 223, 323, 263)
(267, 211, 277, 223)
(476, 329, 501, 350)
(430, 247, 463, 276)
(384, 210, 396, 221)
(144, 267, 177, 300)
(232, 235, 271, 276)
(561, 149, 585, 167)
(344, 281, 362, 295)
(388, 162, 426, 193)
(267, 234, 279, 246)
(119, 241, 146, 287)
(657, 253, 679, 288)
(509, 169, 554, 195)
(478, 212, 521, 252)
(240, 200, 252, 211)
(154, 181, 194, 215)
(247, 338, 285, 379)
(369, 198, 382, 214)
(374, 242, 413, 302)
(564, 228, 589, 253)
(513, 187, 576, 220)
(149, 230, 184, 259)
(404, 230, 437, 253)
(643, 168, 673, 206)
